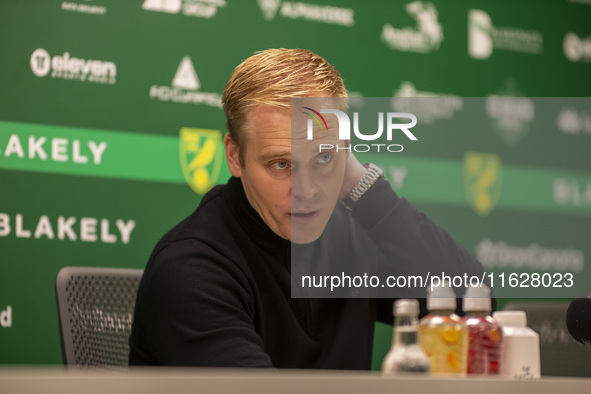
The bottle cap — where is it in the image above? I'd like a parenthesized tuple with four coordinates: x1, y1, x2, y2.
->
(393, 299, 419, 316)
(427, 279, 456, 311)
(463, 284, 491, 312)
(492, 311, 527, 327)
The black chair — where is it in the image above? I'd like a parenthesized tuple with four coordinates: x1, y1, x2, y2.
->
(55, 266, 143, 368)
(503, 301, 591, 377)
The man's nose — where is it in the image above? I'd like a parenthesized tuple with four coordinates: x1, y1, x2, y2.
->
(291, 167, 317, 200)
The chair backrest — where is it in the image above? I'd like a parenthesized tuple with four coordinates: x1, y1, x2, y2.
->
(503, 301, 591, 377)
(55, 266, 143, 369)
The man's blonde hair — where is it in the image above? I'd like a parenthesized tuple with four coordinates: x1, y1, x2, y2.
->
(222, 48, 347, 164)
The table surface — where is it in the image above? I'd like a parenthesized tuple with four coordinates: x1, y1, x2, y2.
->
(1, 368, 591, 394)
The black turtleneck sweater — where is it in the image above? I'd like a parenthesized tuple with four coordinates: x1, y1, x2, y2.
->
(129, 176, 486, 368)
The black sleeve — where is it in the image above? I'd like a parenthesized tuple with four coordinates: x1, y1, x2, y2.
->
(130, 239, 274, 367)
(350, 179, 489, 324)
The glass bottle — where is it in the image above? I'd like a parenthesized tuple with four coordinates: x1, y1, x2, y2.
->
(382, 299, 431, 374)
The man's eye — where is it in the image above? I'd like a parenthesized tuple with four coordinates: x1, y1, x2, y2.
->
(319, 154, 332, 163)
(271, 161, 289, 170)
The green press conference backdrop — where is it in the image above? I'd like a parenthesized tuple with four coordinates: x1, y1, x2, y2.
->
(1, 0, 590, 367)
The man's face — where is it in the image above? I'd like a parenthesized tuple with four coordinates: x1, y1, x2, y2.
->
(225, 105, 347, 244)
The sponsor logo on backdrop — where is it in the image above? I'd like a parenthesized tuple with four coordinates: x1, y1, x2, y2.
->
(179, 128, 223, 195)
(381, 1, 443, 53)
(304, 107, 417, 153)
(563, 33, 591, 62)
(537, 323, 572, 346)
(173, 56, 200, 89)
(0, 213, 135, 244)
(468, 9, 543, 59)
(346, 91, 365, 109)
(557, 108, 591, 134)
(476, 238, 585, 272)
(0, 133, 107, 165)
(149, 56, 222, 107)
(258, 0, 281, 20)
(1, 306, 11, 328)
(390, 81, 462, 124)
(554, 178, 591, 206)
(30, 48, 116, 84)
(463, 152, 502, 216)
(142, 0, 226, 18)
(486, 81, 534, 147)
(257, 0, 354, 27)
(386, 165, 407, 190)
(61, 0, 106, 15)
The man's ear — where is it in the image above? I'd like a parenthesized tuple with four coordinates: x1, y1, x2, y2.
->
(224, 133, 242, 177)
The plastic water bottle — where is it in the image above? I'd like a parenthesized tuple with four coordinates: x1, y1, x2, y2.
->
(463, 284, 502, 375)
(419, 282, 468, 375)
(492, 311, 541, 379)
(382, 299, 431, 374)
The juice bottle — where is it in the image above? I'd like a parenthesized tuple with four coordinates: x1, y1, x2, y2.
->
(464, 284, 502, 375)
(382, 299, 430, 374)
(419, 281, 467, 375)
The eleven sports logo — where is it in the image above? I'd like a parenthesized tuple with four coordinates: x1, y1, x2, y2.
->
(30, 48, 116, 84)
(303, 107, 417, 153)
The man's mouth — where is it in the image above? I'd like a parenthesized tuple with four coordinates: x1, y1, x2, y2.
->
(289, 211, 319, 223)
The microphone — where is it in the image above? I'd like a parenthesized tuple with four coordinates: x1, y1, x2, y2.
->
(566, 293, 591, 346)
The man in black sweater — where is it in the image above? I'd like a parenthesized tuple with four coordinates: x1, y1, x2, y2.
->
(129, 49, 486, 368)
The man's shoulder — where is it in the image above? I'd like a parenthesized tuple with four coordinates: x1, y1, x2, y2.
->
(151, 183, 233, 258)
(142, 181, 254, 283)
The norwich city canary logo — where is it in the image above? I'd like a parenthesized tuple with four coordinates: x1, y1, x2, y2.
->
(463, 152, 502, 216)
(180, 128, 223, 195)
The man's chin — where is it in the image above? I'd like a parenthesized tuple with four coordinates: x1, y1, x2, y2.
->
(290, 223, 326, 245)
(290, 233, 322, 245)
